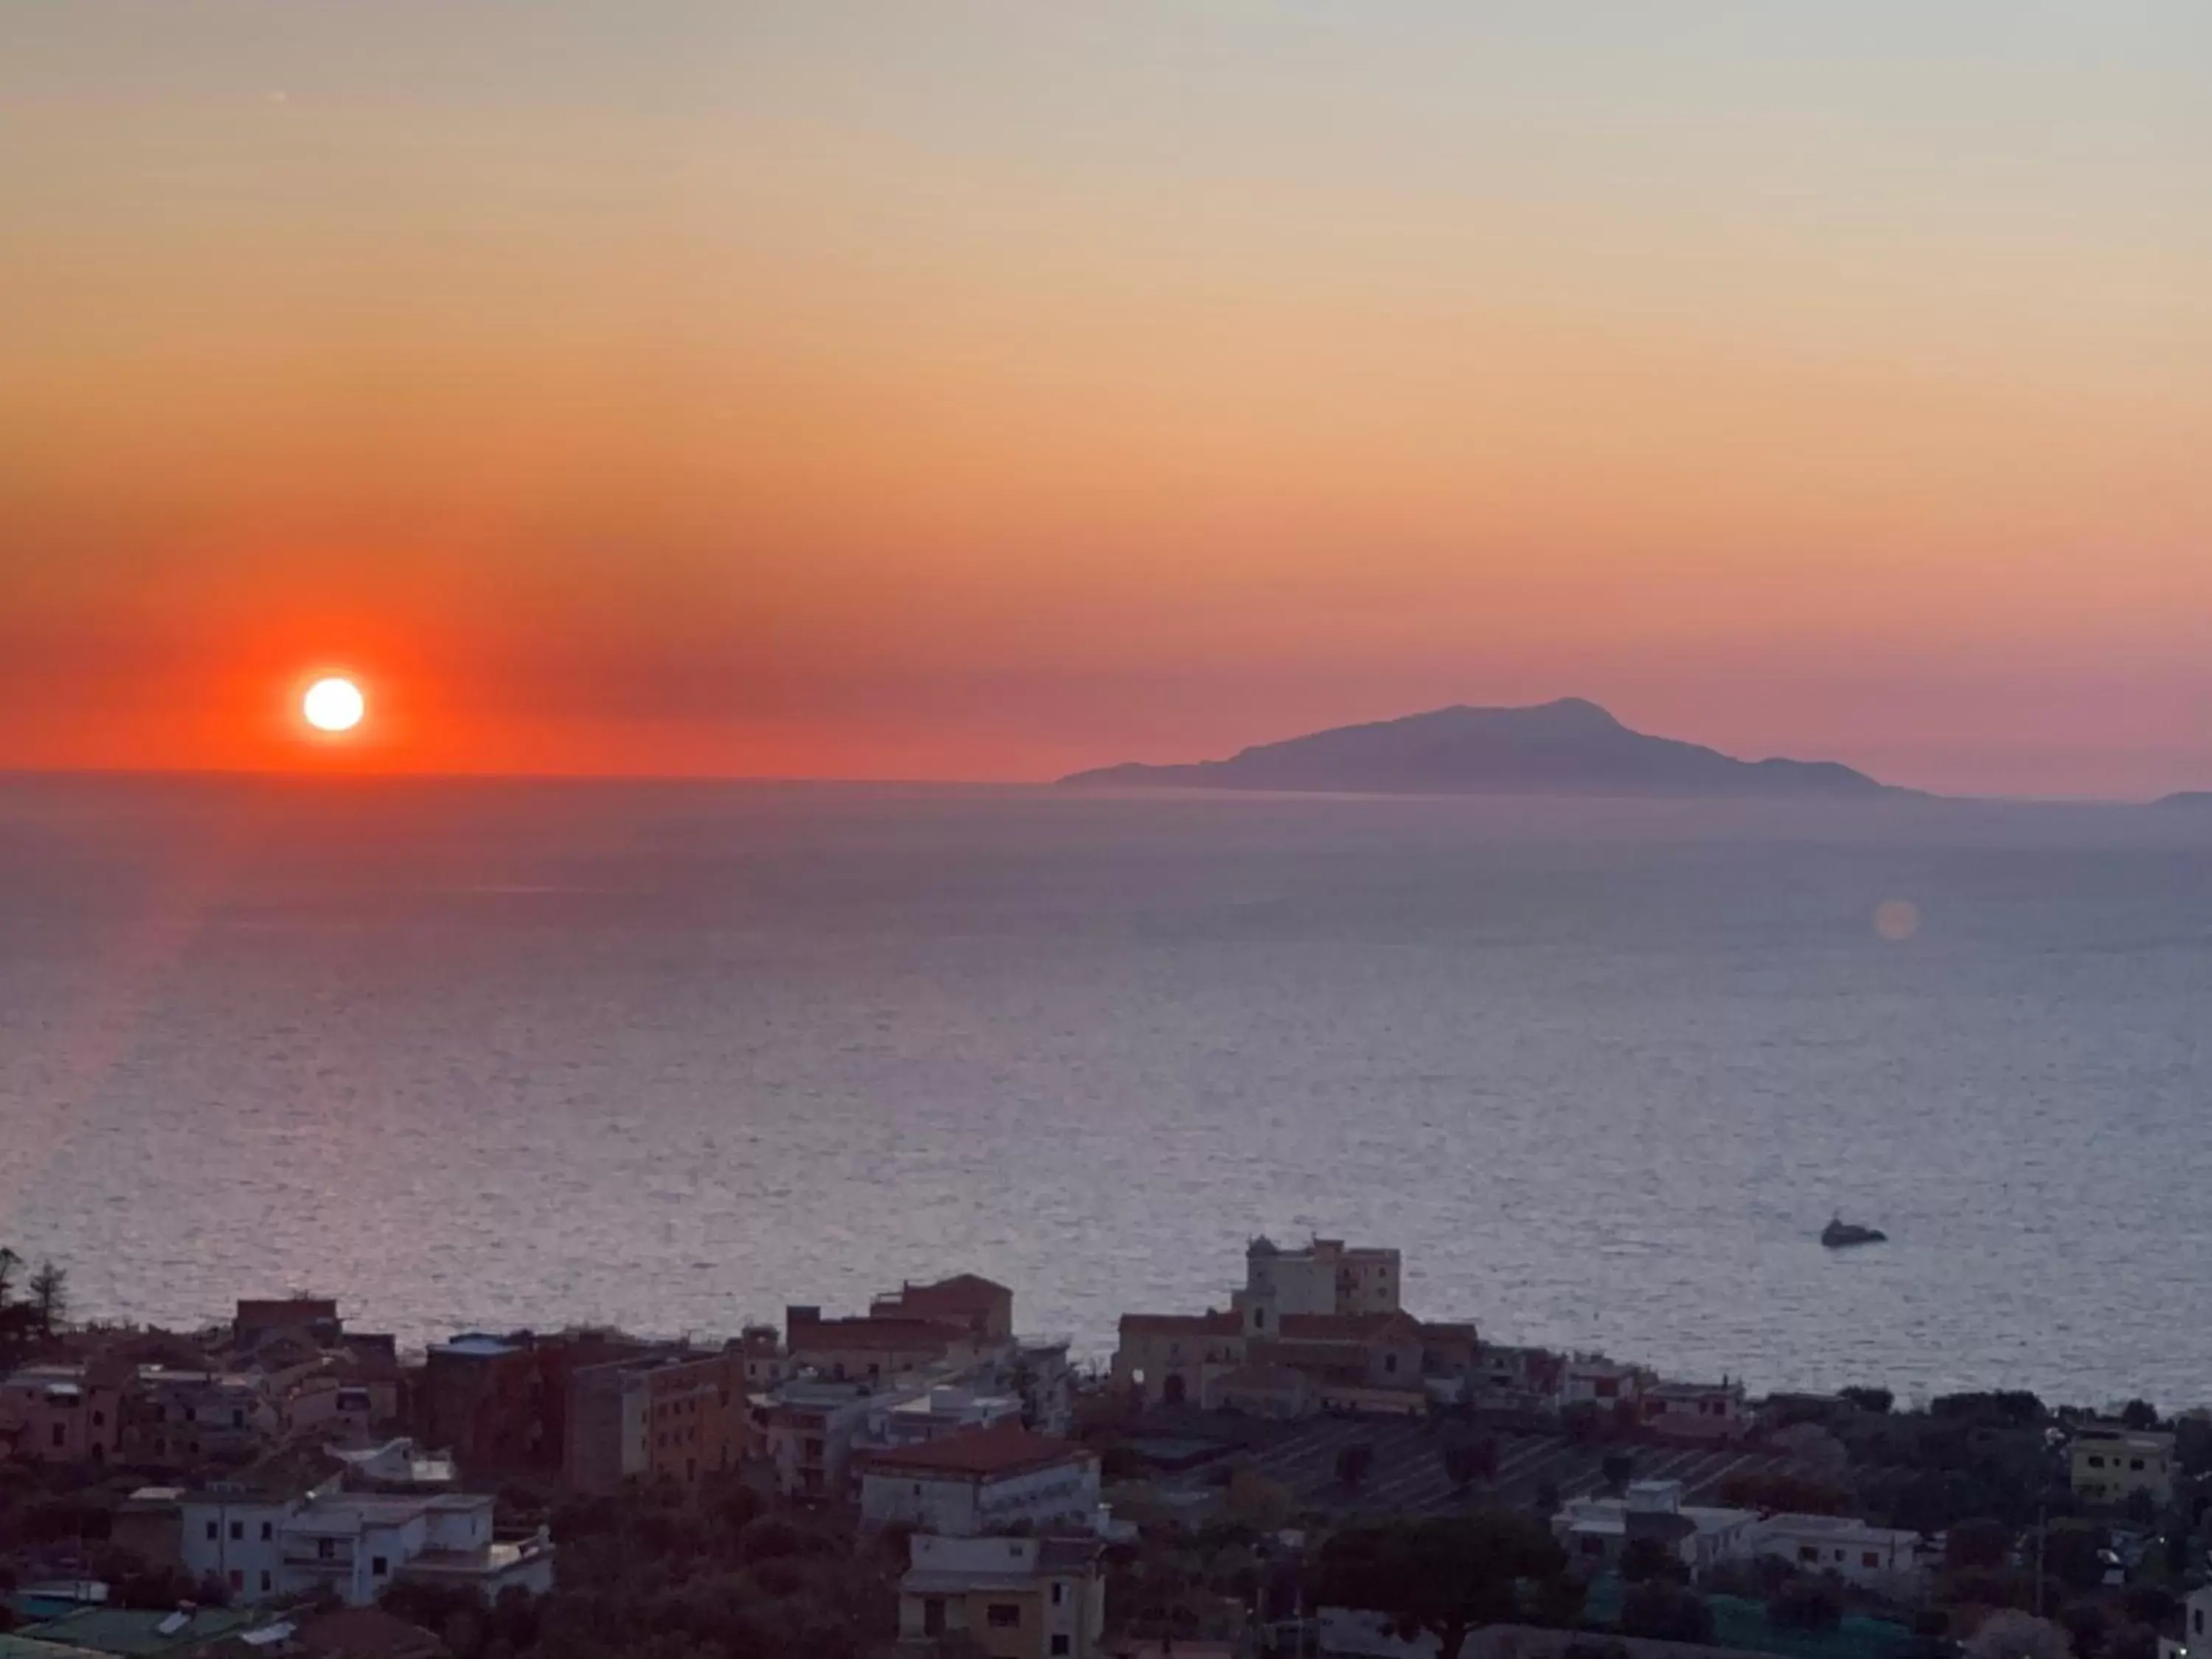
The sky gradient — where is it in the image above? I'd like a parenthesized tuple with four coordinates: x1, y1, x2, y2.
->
(5, 2, 2209, 796)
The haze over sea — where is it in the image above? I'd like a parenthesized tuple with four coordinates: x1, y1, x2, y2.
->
(2, 777, 2208, 1407)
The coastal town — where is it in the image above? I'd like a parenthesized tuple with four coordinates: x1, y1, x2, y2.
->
(0, 1239, 2203, 1659)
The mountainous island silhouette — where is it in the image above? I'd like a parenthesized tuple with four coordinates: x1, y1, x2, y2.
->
(1060, 698, 1905, 798)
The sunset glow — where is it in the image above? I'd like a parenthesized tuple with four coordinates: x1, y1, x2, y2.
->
(4, 4, 2208, 796)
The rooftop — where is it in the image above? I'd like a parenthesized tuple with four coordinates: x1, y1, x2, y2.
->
(787, 1316, 967, 1352)
(16, 1608, 271, 1657)
(1118, 1310, 1242, 1338)
(859, 1421, 1094, 1480)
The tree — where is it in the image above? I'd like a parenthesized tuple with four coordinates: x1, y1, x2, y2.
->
(1769, 1579, 1846, 1632)
(1948, 1517, 2014, 1571)
(2039, 1519, 2107, 1593)
(2121, 1400, 2160, 1433)
(0, 1247, 20, 1308)
(1843, 1387, 1896, 1415)
(1619, 1537, 1686, 1586)
(2056, 1601, 2107, 1658)
(1335, 1444, 1375, 1490)
(1965, 1611, 2070, 1659)
(1601, 1453, 1635, 1495)
(27, 1263, 66, 1339)
(1620, 1582, 1713, 1644)
(1307, 1511, 1568, 1659)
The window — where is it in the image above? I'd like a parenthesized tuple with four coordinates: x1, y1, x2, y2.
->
(318, 1537, 335, 1560)
(987, 1604, 1021, 1629)
(2130, 1458, 2146, 1471)
(92, 1411, 105, 1427)
(184, 1406, 197, 1422)
(1863, 1552, 1881, 1569)
(1253, 1307, 1266, 1329)
(372, 1555, 389, 1577)
(914, 1483, 924, 1495)
(259, 1571, 271, 1592)
(2087, 1454, 2106, 1469)
(232, 1408, 245, 1428)
(206, 1520, 220, 1540)
(1798, 1545, 1818, 1564)
(1595, 1378, 1618, 1399)
(1051, 1582, 1066, 1606)
(229, 1570, 243, 1591)
(1052, 1639, 1071, 1656)
(1384, 1353, 1399, 1374)
(922, 1598, 947, 1638)
(230, 1520, 243, 1540)
(260, 1521, 273, 1541)
(51, 1422, 65, 1448)
(2194, 1610, 2204, 1636)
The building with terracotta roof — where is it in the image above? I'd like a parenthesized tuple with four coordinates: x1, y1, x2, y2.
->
(871, 1273, 1015, 1343)
(285, 1606, 444, 1659)
(1111, 1243, 1478, 1414)
(783, 1305, 987, 1386)
(858, 1421, 1101, 1536)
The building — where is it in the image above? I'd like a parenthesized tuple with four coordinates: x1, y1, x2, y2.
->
(1641, 1379, 1751, 1441)
(858, 1422, 1102, 1536)
(1110, 1312, 1245, 1410)
(1234, 1237, 1401, 1335)
(2070, 1425, 2175, 1506)
(1211, 1365, 1316, 1420)
(180, 1468, 553, 1607)
(0, 1365, 122, 1464)
(416, 1328, 658, 1477)
(752, 1376, 878, 1498)
(1552, 1480, 1758, 1575)
(862, 1384, 1026, 1450)
(11, 1606, 279, 1654)
(2161, 1584, 2212, 1659)
(784, 1304, 988, 1387)
(1559, 1357, 1650, 1413)
(232, 1298, 343, 1355)
(872, 1275, 1017, 1343)
(898, 1533, 1107, 1659)
(1751, 1513, 1930, 1593)
(565, 1347, 748, 1494)
(119, 1368, 281, 1469)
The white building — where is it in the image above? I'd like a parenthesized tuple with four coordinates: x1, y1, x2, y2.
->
(1559, 1357, 1650, 1411)
(860, 1384, 1026, 1451)
(181, 1457, 552, 1607)
(1552, 1480, 1758, 1574)
(2160, 1583, 2212, 1659)
(1640, 1379, 1751, 1440)
(1752, 1514, 1929, 1593)
(858, 1422, 1102, 1537)
(899, 1533, 1106, 1658)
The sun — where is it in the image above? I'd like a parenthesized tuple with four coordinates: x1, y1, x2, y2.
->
(302, 676, 367, 734)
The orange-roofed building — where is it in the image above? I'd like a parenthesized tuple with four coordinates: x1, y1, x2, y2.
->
(858, 1421, 1101, 1536)
(784, 1304, 987, 1386)
(872, 1273, 1016, 1343)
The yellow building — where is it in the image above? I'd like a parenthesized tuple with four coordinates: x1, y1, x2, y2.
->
(899, 1534, 1105, 1659)
(2070, 1425, 2174, 1506)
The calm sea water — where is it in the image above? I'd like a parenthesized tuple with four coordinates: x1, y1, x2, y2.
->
(1, 777, 2208, 1406)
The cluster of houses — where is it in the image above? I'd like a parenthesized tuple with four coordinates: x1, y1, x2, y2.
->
(1110, 1236, 1752, 1442)
(2, 1242, 2199, 1659)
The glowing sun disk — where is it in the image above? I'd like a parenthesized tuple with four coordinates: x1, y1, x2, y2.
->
(303, 676, 366, 734)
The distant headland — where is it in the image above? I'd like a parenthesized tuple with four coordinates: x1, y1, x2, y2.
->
(1059, 698, 1907, 799)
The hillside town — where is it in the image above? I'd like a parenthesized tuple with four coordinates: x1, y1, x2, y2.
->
(0, 1239, 2206, 1659)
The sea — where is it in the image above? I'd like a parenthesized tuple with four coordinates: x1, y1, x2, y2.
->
(1, 776, 2208, 1408)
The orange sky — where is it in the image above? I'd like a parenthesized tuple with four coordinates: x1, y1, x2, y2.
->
(5, 4, 2209, 796)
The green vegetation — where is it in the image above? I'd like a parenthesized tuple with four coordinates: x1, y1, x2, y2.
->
(1307, 1510, 1569, 1659)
